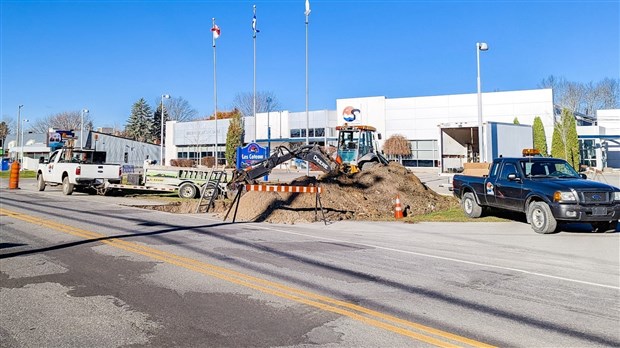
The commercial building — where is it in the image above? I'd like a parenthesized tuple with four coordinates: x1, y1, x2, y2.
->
(166, 88, 618, 170)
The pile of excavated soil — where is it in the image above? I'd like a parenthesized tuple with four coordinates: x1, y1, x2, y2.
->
(135, 162, 458, 223)
(213, 162, 458, 224)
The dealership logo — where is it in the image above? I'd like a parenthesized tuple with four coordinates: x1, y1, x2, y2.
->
(342, 106, 360, 122)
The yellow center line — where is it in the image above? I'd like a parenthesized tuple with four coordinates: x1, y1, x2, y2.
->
(1, 208, 496, 348)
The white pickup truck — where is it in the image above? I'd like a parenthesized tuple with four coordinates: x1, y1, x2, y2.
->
(36, 148, 121, 195)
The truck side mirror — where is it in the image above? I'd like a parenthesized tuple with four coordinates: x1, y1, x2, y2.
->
(377, 133, 382, 140)
(507, 173, 521, 182)
(39, 156, 46, 164)
(580, 173, 587, 179)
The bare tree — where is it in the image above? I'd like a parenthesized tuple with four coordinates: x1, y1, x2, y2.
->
(167, 96, 198, 122)
(540, 75, 620, 116)
(232, 91, 281, 117)
(30, 111, 94, 133)
(1, 116, 15, 135)
(382, 134, 411, 164)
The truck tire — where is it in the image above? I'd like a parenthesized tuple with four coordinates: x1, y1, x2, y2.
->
(462, 192, 482, 218)
(37, 174, 46, 191)
(62, 176, 74, 195)
(178, 182, 198, 199)
(527, 201, 557, 234)
(591, 221, 618, 233)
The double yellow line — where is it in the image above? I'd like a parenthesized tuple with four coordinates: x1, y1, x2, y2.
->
(1, 208, 495, 348)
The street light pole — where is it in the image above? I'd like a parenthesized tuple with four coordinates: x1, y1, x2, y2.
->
(476, 42, 489, 163)
(266, 97, 272, 154)
(160, 94, 170, 165)
(81, 109, 89, 149)
(20, 119, 29, 167)
(305, 0, 311, 176)
(16, 105, 23, 161)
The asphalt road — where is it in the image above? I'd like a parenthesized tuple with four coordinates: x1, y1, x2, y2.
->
(1, 179, 619, 347)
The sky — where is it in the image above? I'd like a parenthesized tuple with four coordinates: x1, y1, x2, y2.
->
(1, 0, 619, 131)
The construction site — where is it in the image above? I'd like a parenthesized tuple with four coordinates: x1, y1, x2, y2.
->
(138, 161, 457, 224)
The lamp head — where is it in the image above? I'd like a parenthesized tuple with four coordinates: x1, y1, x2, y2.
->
(162, 94, 170, 99)
(83, 109, 89, 113)
(478, 42, 489, 51)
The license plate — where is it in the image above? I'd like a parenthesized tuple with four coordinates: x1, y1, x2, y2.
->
(592, 207, 607, 216)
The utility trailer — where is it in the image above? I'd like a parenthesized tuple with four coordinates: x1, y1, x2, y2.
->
(105, 165, 227, 199)
(439, 121, 533, 173)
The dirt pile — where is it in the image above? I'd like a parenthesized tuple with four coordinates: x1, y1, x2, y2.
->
(214, 162, 458, 224)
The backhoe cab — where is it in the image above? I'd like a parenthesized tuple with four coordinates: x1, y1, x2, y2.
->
(336, 124, 387, 173)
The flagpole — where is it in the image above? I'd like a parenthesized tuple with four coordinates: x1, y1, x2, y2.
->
(305, 0, 310, 176)
(253, 5, 257, 144)
(212, 17, 218, 168)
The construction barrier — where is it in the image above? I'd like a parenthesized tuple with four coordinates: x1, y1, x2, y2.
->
(8, 161, 20, 189)
(225, 184, 326, 224)
(244, 184, 322, 194)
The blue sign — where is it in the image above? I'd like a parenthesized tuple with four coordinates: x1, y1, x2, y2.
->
(236, 142, 268, 170)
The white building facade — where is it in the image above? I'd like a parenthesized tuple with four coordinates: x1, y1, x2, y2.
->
(163, 88, 618, 170)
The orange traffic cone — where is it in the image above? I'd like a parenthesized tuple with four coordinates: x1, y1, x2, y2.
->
(8, 161, 20, 190)
(394, 194, 404, 219)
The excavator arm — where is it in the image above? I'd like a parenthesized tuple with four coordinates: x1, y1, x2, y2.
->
(228, 144, 338, 187)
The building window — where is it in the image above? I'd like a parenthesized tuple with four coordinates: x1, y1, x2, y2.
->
(388, 139, 439, 167)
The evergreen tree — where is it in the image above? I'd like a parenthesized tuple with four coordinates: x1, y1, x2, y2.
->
(152, 103, 169, 144)
(532, 116, 548, 156)
(551, 123, 564, 159)
(225, 110, 244, 167)
(513, 117, 520, 124)
(550, 109, 580, 169)
(564, 109, 580, 169)
(125, 98, 154, 142)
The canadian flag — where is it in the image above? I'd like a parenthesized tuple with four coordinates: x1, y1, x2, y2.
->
(211, 24, 221, 40)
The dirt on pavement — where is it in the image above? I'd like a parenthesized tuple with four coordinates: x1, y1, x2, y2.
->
(137, 162, 458, 224)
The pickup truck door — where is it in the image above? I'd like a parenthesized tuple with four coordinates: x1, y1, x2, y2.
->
(493, 162, 524, 211)
(43, 150, 63, 183)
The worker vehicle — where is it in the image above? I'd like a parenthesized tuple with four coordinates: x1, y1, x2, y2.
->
(228, 144, 338, 188)
(104, 165, 227, 199)
(336, 124, 388, 173)
(36, 148, 122, 195)
(452, 154, 620, 234)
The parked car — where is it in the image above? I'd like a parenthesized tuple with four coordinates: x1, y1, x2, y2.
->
(37, 148, 121, 195)
(452, 156, 620, 234)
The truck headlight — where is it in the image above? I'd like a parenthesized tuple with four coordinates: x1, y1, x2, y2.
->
(614, 192, 620, 202)
(554, 191, 576, 202)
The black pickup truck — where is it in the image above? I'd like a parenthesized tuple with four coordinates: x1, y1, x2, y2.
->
(452, 157, 620, 234)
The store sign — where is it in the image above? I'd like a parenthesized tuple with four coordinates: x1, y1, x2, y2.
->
(48, 129, 75, 151)
(236, 142, 268, 169)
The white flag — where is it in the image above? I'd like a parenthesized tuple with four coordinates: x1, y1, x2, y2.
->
(304, 0, 311, 16)
(211, 24, 221, 40)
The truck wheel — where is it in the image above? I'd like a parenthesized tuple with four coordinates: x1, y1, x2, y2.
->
(462, 192, 482, 218)
(178, 183, 198, 199)
(37, 174, 46, 191)
(62, 176, 74, 195)
(527, 202, 557, 234)
(592, 221, 618, 233)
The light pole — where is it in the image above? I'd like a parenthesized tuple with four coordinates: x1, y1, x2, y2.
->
(266, 97, 272, 154)
(81, 109, 89, 149)
(160, 94, 170, 165)
(16, 105, 23, 161)
(305, 0, 311, 176)
(476, 42, 489, 163)
(20, 118, 29, 167)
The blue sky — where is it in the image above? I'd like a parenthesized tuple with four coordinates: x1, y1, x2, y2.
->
(2, 0, 618, 129)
